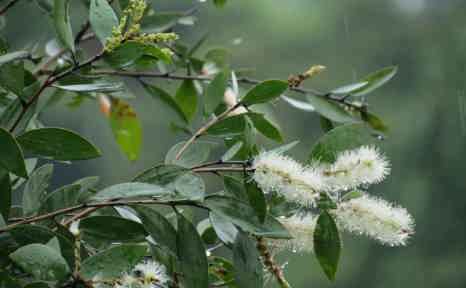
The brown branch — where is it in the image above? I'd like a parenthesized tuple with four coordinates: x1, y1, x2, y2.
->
(256, 236, 291, 288)
(1, 198, 203, 234)
(0, 0, 20, 16)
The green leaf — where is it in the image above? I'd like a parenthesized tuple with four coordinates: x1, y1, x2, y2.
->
(90, 0, 119, 45)
(197, 218, 217, 245)
(140, 12, 184, 33)
(361, 111, 389, 133)
(104, 41, 145, 68)
(54, 82, 124, 93)
(0, 128, 27, 178)
(309, 123, 378, 163)
(330, 81, 368, 94)
(281, 95, 315, 111)
(17, 128, 101, 161)
(205, 196, 291, 239)
(90, 182, 167, 201)
(80, 216, 147, 242)
(221, 141, 243, 162)
(109, 99, 142, 161)
(176, 213, 209, 288)
(269, 140, 300, 155)
(233, 231, 263, 288)
(9, 243, 70, 281)
(0, 51, 30, 66)
(240, 80, 288, 106)
(306, 95, 357, 123)
(132, 205, 177, 253)
(81, 244, 148, 279)
(53, 0, 75, 53)
(247, 113, 283, 142)
(40, 184, 82, 212)
(0, 270, 21, 288)
(204, 72, 227, 114)
(207, 114, 246, 137)
(210, 212, 238, 245)
(351, 66, 398, 97)
(133, 164, 205, 201)
(314, 211, 341, 281)
(22, 164, 54, 216)
(320, 116, 334, 132)
(0, 168, 11, 219)
(205, 48, 231, 70)
(165, 141, 215, 168)
(46, 237, 61, 253)
(10, 224, 76, 269)
(341, 190, 364, 201)
(245, 180, 267, 223)
(175, 80, 198, 122)
(142, 82, 187, 123)
(223, 175, 248, 201)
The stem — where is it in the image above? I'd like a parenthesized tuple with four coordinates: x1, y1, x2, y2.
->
(256, 237, 291, 288)
(0, 198, 203, 234)
(9, 51, 104, 133)
(175, 103, 242, 160)
(192, 166, 254, 173)
(0, 0, 20, 16)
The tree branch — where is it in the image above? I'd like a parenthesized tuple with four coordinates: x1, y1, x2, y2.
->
(0, 0, 20, 16)
(256, 236, 291, 288)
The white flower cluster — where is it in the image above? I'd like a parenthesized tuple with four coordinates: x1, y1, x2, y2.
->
(253, 146, 414, 248)
(335, 195, 414, 246)
(322, 146, 390, 191)
(113, 260, 170, 288)
(253, 151, 326, 206)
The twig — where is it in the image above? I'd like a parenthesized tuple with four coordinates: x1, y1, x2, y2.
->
(256, 236, 291, 288)
(0, 0, 20, 16)
(0, 198, 203, 234)
(175, 103, 242, 160)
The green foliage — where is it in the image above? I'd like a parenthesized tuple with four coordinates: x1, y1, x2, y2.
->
(0, 1, 405, 287)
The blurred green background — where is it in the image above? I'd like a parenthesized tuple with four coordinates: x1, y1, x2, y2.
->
(3, 0, 466, 287)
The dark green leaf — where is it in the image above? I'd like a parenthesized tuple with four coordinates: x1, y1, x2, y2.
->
(80, 216, 147, 242)
(330, 81, 368, 94)
(176, 213, 209, 288)
(309, 123, 378, 163)
(0, 128, 27, 178)
(17, 128, 101, 161)
(314, 211, 341, 281)
(104, 41, 146, 68)
(0, 168, 11, 219)
(53, 0, 75, 53)
(361, 111, 389, 133)
(245, 180, 267, 223)
(207, 114, 246, 137)
(233, 231, 263, 288)
(320, 116, 334, 132)
(205, 196, 291, 239)
(81, 244, 148, 279)
(175, 80, 198, 122)
(165, 141, 215, 168)
(90, 0, 119, 45)
(142, 82, 187, 123)
(221, 141, 243, 162)
(132, 205, 177, 253)
(90, 182, 167, 201)
(247, 113, 283, 142)
(240, 80, 288, 106)
(205, 72, 227, 114)
(352, 66, 398, 97)
(10, 224, 76, 269)
(46, 237, 61, 253)
(9, 243, 70, 281)
(41, 184, 81, 212)
(22, 164, 54, 216)
(306, 95, 357, 123)
(0, 270, 21, 288)
(223, 175, 248, 201)
(133, 164, 206, 201)
(109, 99, 142, 161)
(317, 193, 337, 210)
(197, 218, 217, 245)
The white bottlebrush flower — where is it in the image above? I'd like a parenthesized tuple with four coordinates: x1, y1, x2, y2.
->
(114, 274, 139, 288)
(334, 195, 414, 246)
(324, 146, 390, 191)
(252, 151, 326, 206)
(131, 260, 170, 288)
(274, 214, 318, 253)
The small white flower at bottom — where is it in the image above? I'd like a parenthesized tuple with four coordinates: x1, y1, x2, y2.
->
(131, 260, 170, 288)
(324, 146, 390, 191)
(272, 214, 318, 253)
(335, 195, 414, 246)
(253, 151, 326, 206)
